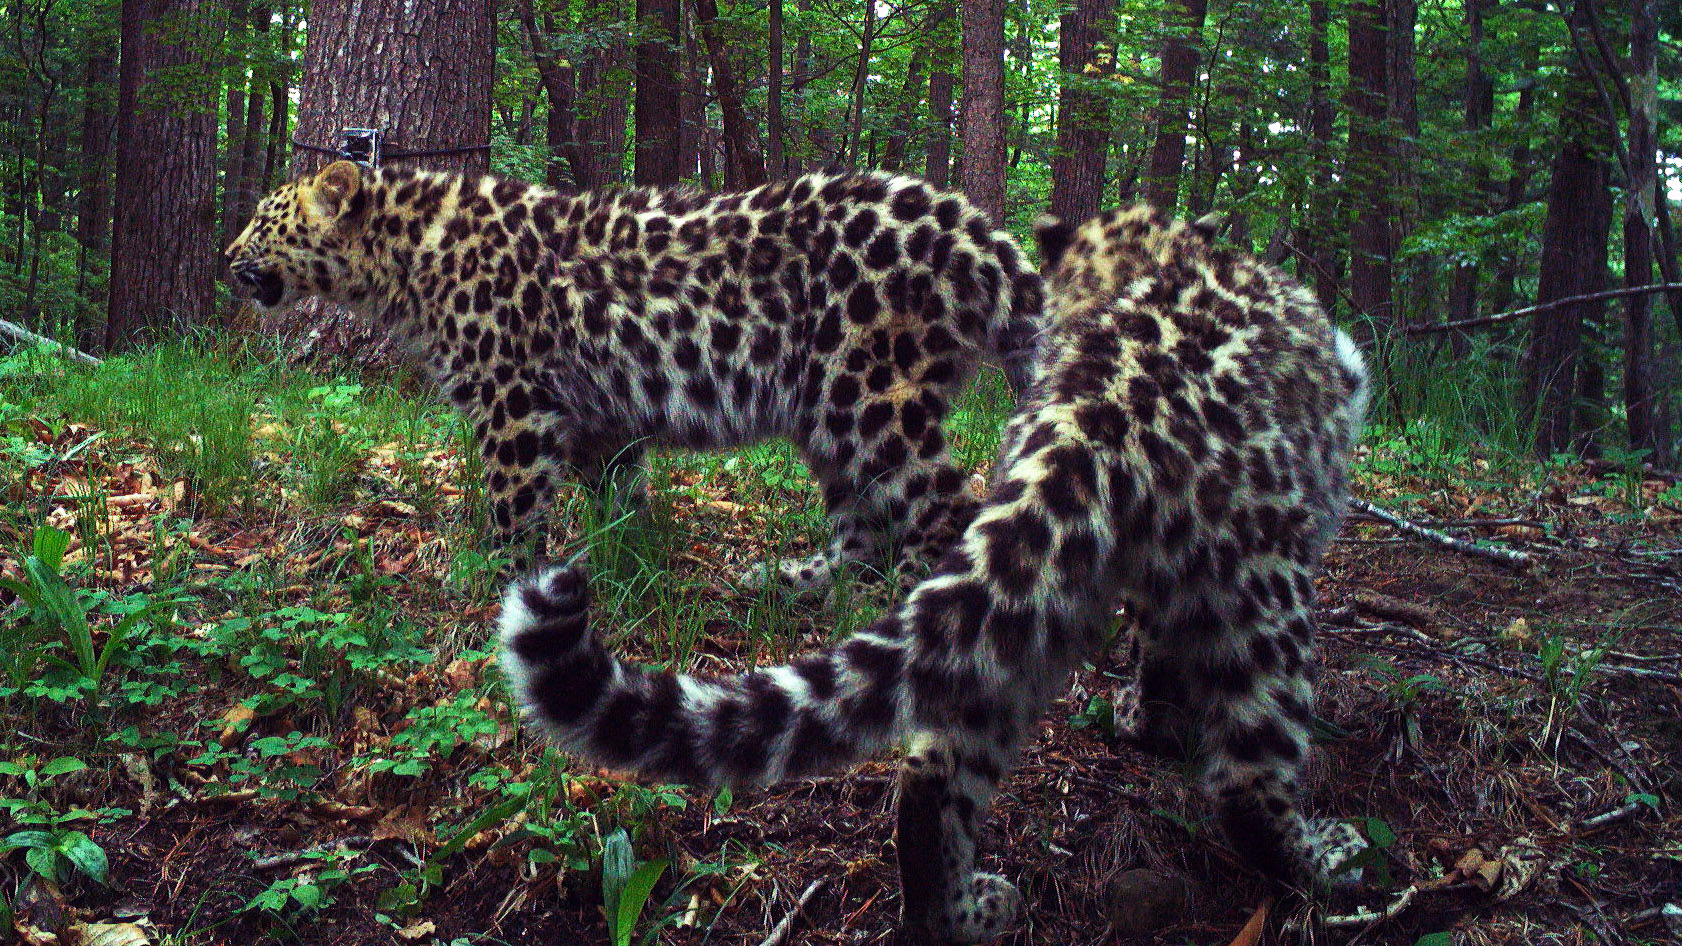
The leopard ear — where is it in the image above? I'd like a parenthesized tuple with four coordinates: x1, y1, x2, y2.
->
(311, 160, 363, 218)
(1034, 214, 1077, 272)
(1190, 211, 1224, 242)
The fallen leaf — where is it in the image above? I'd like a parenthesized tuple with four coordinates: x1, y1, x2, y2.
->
(218, 704, 257, 748)
(1226, 898, 1271, 946)
(394, 920, 435, 941)
(69, 922, 152, 946)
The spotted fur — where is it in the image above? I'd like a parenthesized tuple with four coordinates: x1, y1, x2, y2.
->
(227, 161, 1043, 589)
(499, 205, 1370, 940)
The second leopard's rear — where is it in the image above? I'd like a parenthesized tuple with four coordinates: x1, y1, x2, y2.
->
(498, 205, 1369, 941)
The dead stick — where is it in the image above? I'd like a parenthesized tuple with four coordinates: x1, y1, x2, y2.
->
(1349, 498, 1532, 567)
(252, 835, 371, 871)
(0, 317, 102, 366)
(1407, 283, 1682, 335)
(757, 877, 832, 946)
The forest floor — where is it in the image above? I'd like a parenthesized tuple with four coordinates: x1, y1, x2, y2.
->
(1, 345, 1679, 946)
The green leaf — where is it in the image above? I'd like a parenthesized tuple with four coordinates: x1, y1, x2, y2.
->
(24, 844, 62, 882)
(601, 828, 635, 943)
(612, 858, 668, 946)
(2, 830, 55, 851)
(32, 526, 70, 570)
(432, 793, 526, 864)
(23, 555, 94, 677)
(1413, 934, 1453, 946)
(0, 761, 26, 777)
(1365, 818, 1397, 849)
(40, 757, 87, 777)
(291, 882, 322, 909)
(57, 832, 107, 884)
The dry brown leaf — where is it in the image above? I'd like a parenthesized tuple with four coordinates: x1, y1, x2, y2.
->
(218, 704, 257, 748)
(394, 920, 435, 941)
(68, 922, 152, 946)
(1226, 898, 1271, 946)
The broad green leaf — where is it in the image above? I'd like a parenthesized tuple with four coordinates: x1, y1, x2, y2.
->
(24, 844, 62, 882)
(2, 830, 55, 851)
(58, 832, 107, 884)
(291, 882, 322, 909)
(40, 757, 87, 777)
(613, 857, 668, 946)
(32, 527, 70, 570)
(601, 828, 635, 943)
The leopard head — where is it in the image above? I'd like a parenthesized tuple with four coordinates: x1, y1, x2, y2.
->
(1034, 206, 1220, 307)
(224, 161, 375, 311)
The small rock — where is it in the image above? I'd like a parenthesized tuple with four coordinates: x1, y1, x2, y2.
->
(1105, 868, 1193, 933)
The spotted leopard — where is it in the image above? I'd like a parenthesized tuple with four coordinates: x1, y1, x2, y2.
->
(227, 161, 1043, 589)
(496, 204, 1371, 939)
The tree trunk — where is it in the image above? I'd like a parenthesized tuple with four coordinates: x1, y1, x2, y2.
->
(1445, 0, 1494, 345)
(1622, 0, 1669, 460)
(1384, 0, 1419, 330)
(1488, 36, 1540, 315)
(695, 0, 765, 187)
(766, 0, 786, 177)
(843, 0, 877, 167)
(924, 3, 956, 188)
(1295, 0, 1338, 313)
(278, 0, 494, 358)
(219, 0, 249, 254)
(75, 44, 116, 261)
(880, 44, 926, 173)
(1344, 0, 1394, 338)
(105, 0, 220, 349)
(958, 0, 1007, 220)
(1524, 142, 1611, 458)
(1048, 0, 1112, 223)
(1143, 0, 1206, 210)
(233, 1, 268, 232)
(634, 0, 682, 186)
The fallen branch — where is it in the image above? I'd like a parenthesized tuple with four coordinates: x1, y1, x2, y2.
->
(1323, 884, 1422, 927)
(757, 877, 832, 946)
(0, 317, 102, 366)
(1581, 801, 1647, 831)
(1349, 498, 1532, 567)
(1407, 283, 1682, 335)
(252, 835, 371, 871)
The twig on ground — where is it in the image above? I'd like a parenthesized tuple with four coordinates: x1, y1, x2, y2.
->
(1349, 498, 1532, 567)
(0, 317, 102, 366)
(757, 877, 833, 946)
(1322, 884, 1422, 926)
(252, 835, 372, 871)
(1582, 801, 1648, 831)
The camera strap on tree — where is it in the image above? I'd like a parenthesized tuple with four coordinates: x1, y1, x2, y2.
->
(290, 127, 491, 168)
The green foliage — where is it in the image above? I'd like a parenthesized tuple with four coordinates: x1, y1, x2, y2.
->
(601, 828, 670, 946)
(0, 756, 115, 887)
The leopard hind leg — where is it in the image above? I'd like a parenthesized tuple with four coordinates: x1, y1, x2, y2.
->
(896, 734, 1022, 943)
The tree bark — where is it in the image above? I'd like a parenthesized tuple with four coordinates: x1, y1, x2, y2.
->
(219, 0, 249, 254)
(1048, 0, 1112, 223)
(1622, 0, 1669, 460)
(766, 0, 786, 177)
(958, 0, 1007, 220)
(277, 0, 494, 357)
(843, 0, 877, 167)
(74, 44, 115, 260)
(1524, 141, 1611, 458)
(1293, 0, 1338, 313)
(1143, 0, 1206, 210)
(924, 3, 956, 188)
(1445, 0, 1494, 342)
(105, 0, 220, 349)
(232, 0, 268, 232)
(695, 0, 765, 187)
(1345, 0, 1394, 337)
(880, 44, 926, 173)
(634, 0, 682, 186)
(1488, 35, 1540, 316)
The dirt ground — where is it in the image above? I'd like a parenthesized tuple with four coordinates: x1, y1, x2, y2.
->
(5, 430, 1679, 946)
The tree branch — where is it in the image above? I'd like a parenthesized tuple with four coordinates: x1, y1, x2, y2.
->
(0, 318, 102, 366)
(1406, 283, 1682, 335)
(1349, 498, 1532, 567)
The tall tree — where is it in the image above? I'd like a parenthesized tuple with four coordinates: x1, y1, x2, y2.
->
(1143, 0, 1206, 210)
(842, 0, 878, 166)
(1621, 0, 1669, 460)
(1295, 0, 1339, 313)
(1445, 0, 1495, 336)
(958, 0, 1007, 219)
(1049, 0, 1113, 222)
(105, 0, 220, 349)
(695, 0, 766, 187)
(766, 0, 787, 176)
(74, 19, 117, 291)
(1344, 0, 1394, 336)
(277, 0, 494, 354)
(634, 0, 681, 185)
(924, 2, 956, 188)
